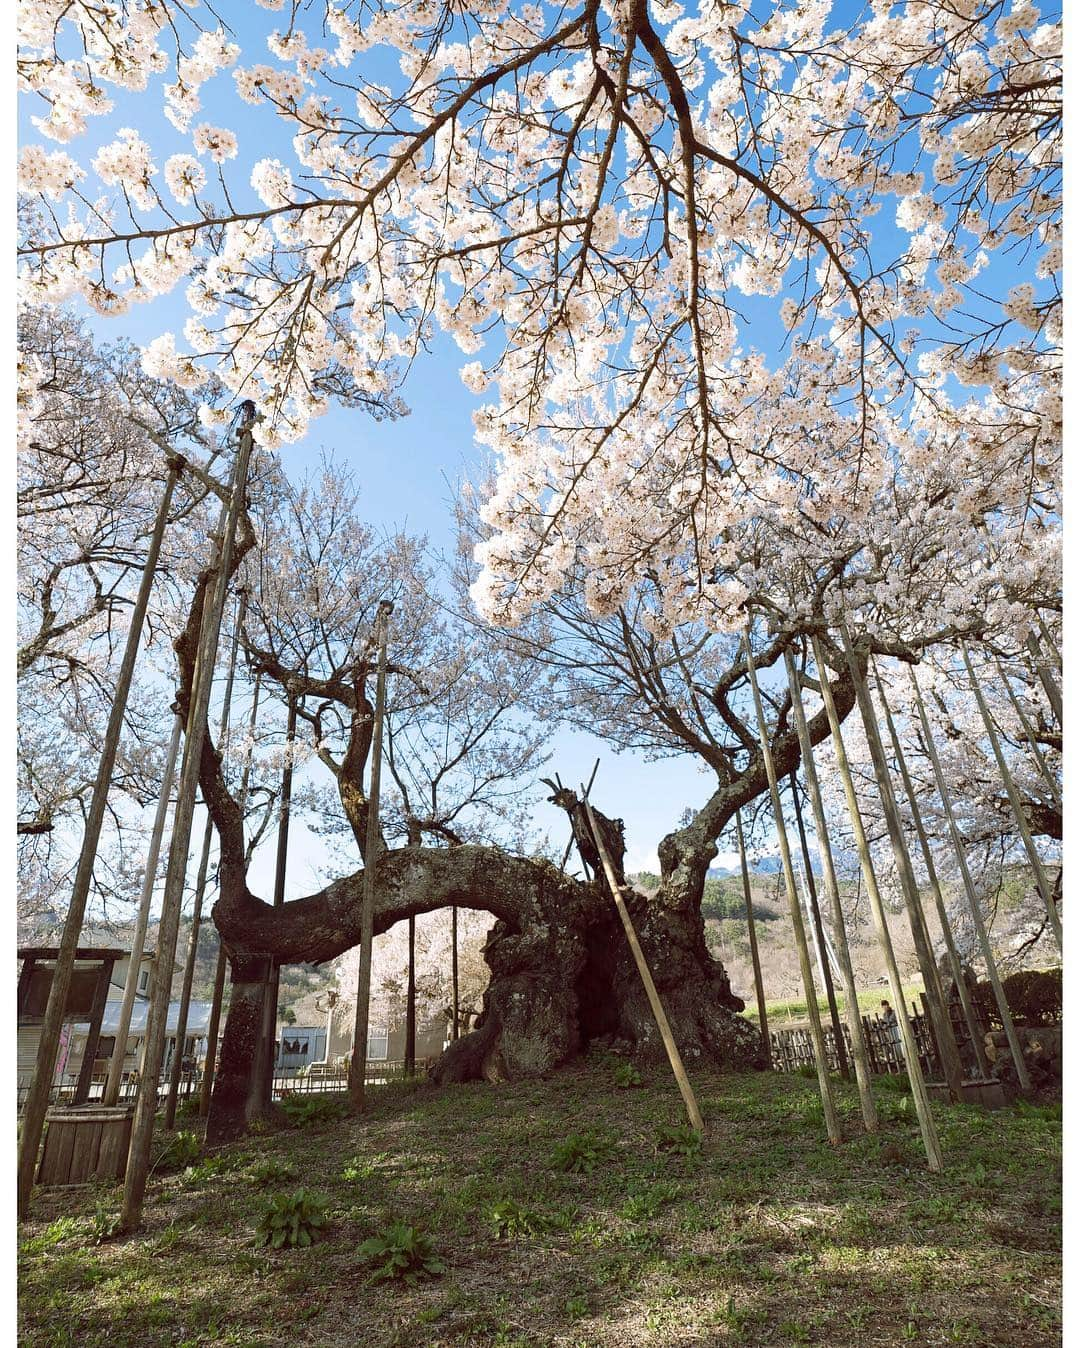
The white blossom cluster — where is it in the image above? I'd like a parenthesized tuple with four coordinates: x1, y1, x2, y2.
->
(17, 0, 1060, 644)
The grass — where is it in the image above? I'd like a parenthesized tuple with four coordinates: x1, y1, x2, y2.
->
(18, 1066, 1060, 1347)
(757, 984, 925, 1025)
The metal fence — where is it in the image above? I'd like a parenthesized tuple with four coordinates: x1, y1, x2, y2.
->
(17, 1058, 435, 1114)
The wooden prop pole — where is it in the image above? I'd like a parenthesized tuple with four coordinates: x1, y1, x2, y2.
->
(405, 916, 416, 1075)
(734, 810, 770, 1059)
(165, 591, 246, 1127)
(1034, 614, 1061, 673)
(742, 630, 841, 1146)
(993, 657, 1061, 811)
(349, 599, 393, 1110)
(200, 948, 228, 1115)
(812, 637, 943, 1170)
(451, 905, 460, 1040)
(788, 770, 850, 1081)
(837, 621, 966, 1104)
(907, 665, 1033, 1094)
(18, 456, 183, 1219)
(783, 649, 878, 1132)
(961, 642, 1061, 950)
(122, 410, 255, 1232)
(581, 796, 705, 1134)
(1026, 631, 1062, 727)
(253, 690, 299, 1111)
(163, 816, 214, 1127)
(103, 712, 183, 1107)
(200, 668, 262, 1117)
(871, 661, 990, 1081)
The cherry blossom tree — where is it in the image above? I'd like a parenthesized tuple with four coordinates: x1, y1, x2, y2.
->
(18, 0, 1059, 631)
(827, 645, 1061, 970)
(17, 0, 1060, 1124)
(16, 302, 232, 932)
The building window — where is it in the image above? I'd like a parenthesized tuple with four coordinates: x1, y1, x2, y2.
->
(138, 970, 149, 994)
(367, 1028, 389, 1061)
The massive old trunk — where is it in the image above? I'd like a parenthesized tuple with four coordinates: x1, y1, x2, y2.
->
(201, 650, 860, 1141)
(205, 832, 763, 1141)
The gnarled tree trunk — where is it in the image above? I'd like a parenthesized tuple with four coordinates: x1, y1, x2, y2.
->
(206, 833, 764, 1141)
(198, 655, 862, 1140)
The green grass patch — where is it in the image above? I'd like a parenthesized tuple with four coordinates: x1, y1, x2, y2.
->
(18, 1068, 1060, 1347)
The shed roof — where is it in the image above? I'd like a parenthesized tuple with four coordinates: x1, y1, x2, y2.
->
(85, 1001, 215, 1036)
(18, 947, 127, 963)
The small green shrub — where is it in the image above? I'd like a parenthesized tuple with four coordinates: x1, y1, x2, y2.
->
(878, 1093, 913, 1123)
(257, 1189, 329, 1248)
(20, 1216, 79, 1254)
(156, 1129, 201, 1172)
(654, 1123, 702, 1159)
(340, 1154, 379, 1182)
(972, 967, 1061, 1029)
(182, 1152, 247, 1185)
(359, 1222, 445, 1284)
(552, 1129, 618, 1174)
(278, 1092, 348, 1128)
(613, 1062, 643, 1089)
(1015, 1098, 1062, 1123)
(91, 1204, 123, 1246)
(249, 1158, 298, 1187)
(620, 1181, 680, 1221)
(490, 1199, 547, 1239)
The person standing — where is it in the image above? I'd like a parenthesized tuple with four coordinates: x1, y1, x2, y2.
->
(881, 999, 904, 1065)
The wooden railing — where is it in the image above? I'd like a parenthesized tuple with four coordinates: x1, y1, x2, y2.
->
(770, 995, 987, 1083)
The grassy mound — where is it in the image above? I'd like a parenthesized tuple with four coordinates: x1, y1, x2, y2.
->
(19, 1066, 1060, 1347)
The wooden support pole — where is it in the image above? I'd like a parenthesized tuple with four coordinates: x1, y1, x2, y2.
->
(871, 660, 991, 1081)
(581, 796, 705, 1135)
(1034, 614, 1061, 672)
(742, 630, 841, 1146)
(961, 642, 1061, 950)
(812, 636, 943, 1170)
(168, 587, 246, 1123)
(199, 948, 228, 1117)
(18, 457, 183, 1219)
(837, 621, 966, 1105)
(788, 771, 850, 1081)
(200, 668, 261, 1117)
(734, 810, 770, 1059)
(1026, 631, 1063, 727)
(405, 916, 416, 1075)
(163, 815, 214, 1128)
(253, 690, 299, 1111)
(121, 410, 255, 1233)
(992, 656, 1061, 811)
(103, 713, 183, 1107)
(908, 666, 1034, 1094)
(348, 600, 393, 1110)
(783, 649, 878, 1132)
(451, 906, 460, 1041)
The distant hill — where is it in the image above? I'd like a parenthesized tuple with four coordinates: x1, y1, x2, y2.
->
(707, 858, 781, 878)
